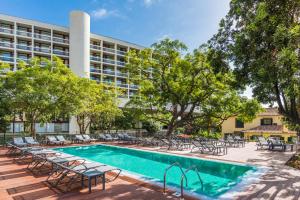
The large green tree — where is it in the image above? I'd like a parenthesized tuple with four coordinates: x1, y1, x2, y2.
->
(126, 39, 260, 137)
(0, 57, 83, 137)
(208, 0, 300, 130)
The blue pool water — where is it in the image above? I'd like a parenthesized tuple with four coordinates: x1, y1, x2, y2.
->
(54, 145, 256, 198)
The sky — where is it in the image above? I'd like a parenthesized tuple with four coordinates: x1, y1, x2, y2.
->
(0, 0, 254, 97)
(0, 0, 230, 50)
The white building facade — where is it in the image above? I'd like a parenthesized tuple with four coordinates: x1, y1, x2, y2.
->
(0, 11, 143, 134)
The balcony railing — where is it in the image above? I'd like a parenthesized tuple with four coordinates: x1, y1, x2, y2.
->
(17, 57, 30, 63)
(17, 30, 32, 37)
(90, 44, 101, 50)
(0, 55, 14, 62)
(102, 80, 114, 85)
(0, 41, 14, 48)
(53, 49, 69, 56)
(116, 61, 126, 66)
(53, 37, 69, 44)
(117, 83, 128, 88)
(102, 58, 115, 65)
(103, 69, 115, 75)
(103, 47, 115, 53)
(17, 44, 32, 51)
(34, 46, 51, 53)
(90, 68, 101, 73)
(90, 56, 101, 62)
(117, 50, 127, 55)
(116, 71, 128, 77)
(130, 84, 139, 89)
(90, 77, 100, 82)
(0, 27, 13, 34)
(34, 33, 51, 41)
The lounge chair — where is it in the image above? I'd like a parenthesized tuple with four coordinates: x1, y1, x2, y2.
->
(268, 138, 285, 151)
(234, 136, 246, 147)
(75, 135, 91, 143)
(47, 136, 64, 145)
(47, 160, 121, 193)
(13, 137, 28, 147)
(56, 135, 72, 145)
(191, 140, 226, 155)
(83, 134, 97, 142)
(24, 137, 40, 146)
(105, 134, 118, 141)
(98, 134, 109, 141)
(256, 137, 270, 150)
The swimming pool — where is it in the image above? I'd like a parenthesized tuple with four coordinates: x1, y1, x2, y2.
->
(54, 144, 258, 199)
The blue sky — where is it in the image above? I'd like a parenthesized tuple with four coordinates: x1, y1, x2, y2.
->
(0, 0, 230, 50)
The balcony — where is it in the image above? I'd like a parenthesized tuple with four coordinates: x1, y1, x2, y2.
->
(103, 69, 115, 75)
(0, 55, 14, 63)
(102, 80, 114, 85)
(90, 68, 101, 73)
(0, 41, 14, 49)
(90, 76, 100, 82)
(117, 83, 128, 88)
(53, 49, 69, 56)
(17, 44, 32, 51)
(17, 57, 30, 63)
(130, 84, 139, 89)
(34, 46, 51, 54)
(0, 27, 13, 35)
(34, 33, 51, 41)
(90, 56, 101, 62)
(116, 60, 126, 66)
(53, 37, 69, 44)
(103, 47, 115, 53)
(90, 44, 101, 50)
(117, 50, 127, 56)
(17, 30, 32, 38)
(116, 71, 128, 77)
(102, 58, 115, 65)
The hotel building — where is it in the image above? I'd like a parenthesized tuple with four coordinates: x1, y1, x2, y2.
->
(0, 11, 144, 134)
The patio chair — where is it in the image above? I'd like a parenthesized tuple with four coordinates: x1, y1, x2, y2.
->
(268, 138, 285, 151)
(56, 135, 72, 145)
(13, 137, 28, 147)
(24, 137, 40, 146)
(75, 135, 91, 143)
(98, 134, 109, 141)
(225, 136, 239, 147)
(234, 136, 246, 147)
(105, 134, 118, 141)
(47, 160, 121, 193)
(47, 136, 64, 145)
(256, 137, 270, 150)
(83, 134, 97, 142)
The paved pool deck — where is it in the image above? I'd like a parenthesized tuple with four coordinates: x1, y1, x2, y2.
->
(0, 142, 299, 200)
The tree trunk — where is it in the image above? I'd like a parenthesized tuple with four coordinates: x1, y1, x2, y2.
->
(166, 124, 175, 139)
(31, 121, 36, 139)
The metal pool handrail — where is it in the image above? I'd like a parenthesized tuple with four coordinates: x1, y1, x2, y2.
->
(180, 165, 203, 199)
(163, 162, 187, 193)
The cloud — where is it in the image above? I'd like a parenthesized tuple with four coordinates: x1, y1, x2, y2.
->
(144, 0, 160, 7)
(90, 8, 123, 20)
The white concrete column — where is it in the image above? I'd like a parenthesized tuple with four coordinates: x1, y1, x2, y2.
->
(69, 11, 90, 134)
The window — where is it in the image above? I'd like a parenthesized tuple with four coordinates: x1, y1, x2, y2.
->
(235, 119, 244, 128)
(261, 118, 273, 125)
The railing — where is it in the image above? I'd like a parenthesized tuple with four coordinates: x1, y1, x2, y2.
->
(163, 162, 187, 194)
(17, 57, 30, 63)
(116, 71, 128, 77)
(90, 44, 101, 50)
(0, 27, 13, 34)
(117, 50, 127, 55)
(180, 165, 203, 199)
(90, 68, 101, 73)
(103, 69, 115, 75)
(53, 37, 69, 44)
(117, 83, 128, 88)
(103, 47, 115, 53)
(90, 77, 100, 82)
(53, 49, 69, 56)
(90, 56, 101, 62)
(34, 33, 51, 41)
(103, 58, 115, 65)
(130, 84, 139, 89)
(102, 81, 114, 85)
(0, 55, 14, 62)
(34, 46, 51, 53)
(0, 41, 14, 48)
(116, 61, 126, 66)
(17, 30, 32, 37)
(17, 44, 32, 51)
